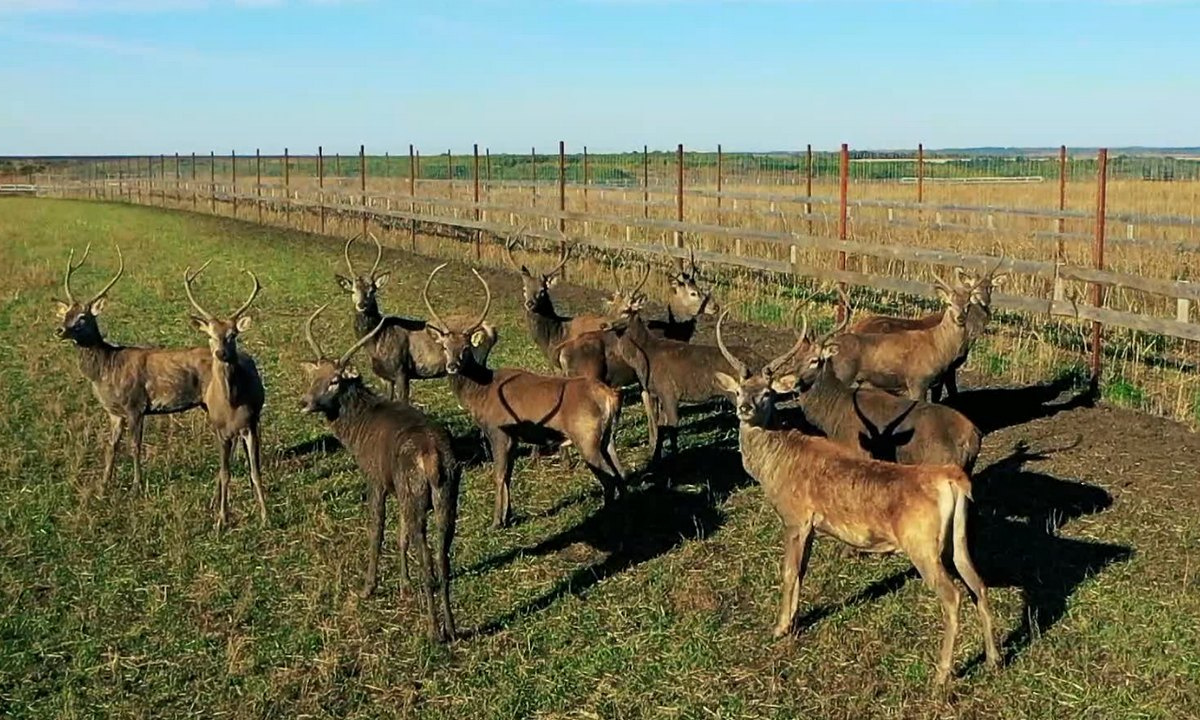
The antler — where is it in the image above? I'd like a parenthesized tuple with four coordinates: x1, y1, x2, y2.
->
(763, 309, 810, 378)
(305, 304, 329, 359)
(629, 261, 650, 297)
(63, 243, 92, 304)
(232, 270, 261, 320)
(183, 259, 216, 321)
(545, 241, 570, 279)
(422, 263, 451, 332)
(816, 288, 852, 347)
(929, 268, 954, 293)
(338, 317, 387, 367)
(468, 268, 492, 331)
(689, 247, 698, 278)
(343, 234, 360, 276)
(502, 223, 531, 271)
(82, 244, 124, 307)
(987, 247, 1007, 281)
(367, 232, 383, 277)
(715, 311, 749, 380)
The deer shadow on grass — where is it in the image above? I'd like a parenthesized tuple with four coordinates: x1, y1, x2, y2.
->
(462, 440, 752, 638)
(962, 440, 1132, 671)
(945, 376, 1096, 435)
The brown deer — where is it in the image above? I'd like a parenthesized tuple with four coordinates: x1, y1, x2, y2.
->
(712, 316, 1001, 686)
(183, 261, 268, 529)
(646, 248, 720, 342)
(785, 312, 981, 472)
(300, 307, 459, 642)
(826, 281, 972, 401)
(422, 263, 626, 528)
(613, 308, 767, 467)
(54, 244, 211, 493)
(504, 236, 617, 369)
(850, 258, 1006, 401)
(335, 233, 498, 402)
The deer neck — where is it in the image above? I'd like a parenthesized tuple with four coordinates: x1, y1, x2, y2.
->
(662, 304, 698, 341)
(798, 364, 853, 436)
(446, 355, 495, 408)
(736, 421, 792, 496)
(354, 303, 383, 338)
(75, 340, 120, 384)
(526, 296, 566, 351)
(327, 380, 381, 439)
(930, 309, 969, 358)
(965, 303, 991, 340)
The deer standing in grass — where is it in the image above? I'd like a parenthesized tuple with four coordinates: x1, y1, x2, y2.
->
(826, 279, 973, 402)
(504, 237, 618, 369)
(713, 314, 1001, 685)
(300, 307, 460, 641)
(183, 261, 268, 529)
(850, 258, 1006, 401)
(54, 245, 211, 493)
(785, 310, 982, 472)
(335, 233, 498, 402)
(423, 263, 626, 528)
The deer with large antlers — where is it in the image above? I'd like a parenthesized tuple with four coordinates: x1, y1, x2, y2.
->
(335, 233, 498, 402)
(782, 311, 981, 471)
(300, 308, 460, 641)
(183, 261, 268, 529)
(613, 306, 768, 468)
(422, 264, 626, 528)
(825, 278, 973, 402)
(54, 245, 212, 493)
(504, 235, 619, 369)
(712, 314, 1001, 686)
(850, 257, 1007, 401)
(647, 248, 720, 342)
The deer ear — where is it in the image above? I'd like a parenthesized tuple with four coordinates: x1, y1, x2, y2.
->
(821, 343, 840, 359)
(54, 301, 70, 319)
(300, 361, 321, 375)
(546, 275, 560, 288)
(334, 274, 354, 292)
(236, 315, 253, 332)
(341, 366, 360, 380)
(189, 315, 208, 332)
(991, 274, 1007, 287)
(770, 374, 798, 393)
(714, 372, 740, 394)
(470, 329, 486, 347)
(89, 298, 106, 315)
(426, 324, 446, 340)
(374, 272, 390, 289)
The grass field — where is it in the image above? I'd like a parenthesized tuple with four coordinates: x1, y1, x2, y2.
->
(2, 198, 1199, 718)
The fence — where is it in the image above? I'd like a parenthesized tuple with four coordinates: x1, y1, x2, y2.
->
(15, 142, 1200, 425)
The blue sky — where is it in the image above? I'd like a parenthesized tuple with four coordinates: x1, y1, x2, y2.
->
(1, 0, 1197, 154)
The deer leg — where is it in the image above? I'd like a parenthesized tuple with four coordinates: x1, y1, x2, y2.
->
(432, 477, 459, 640)
(396, 371, 410, 405)
(362, 483, 385, 598)
(774, 521, 814, 638)
(244, 426, 268, 524)
(641, 390, 659, 458)
(214, 436, 234, 531)
(488, 430, 515, 529)
(396, 494, 411, 597)
(406, 501, 441, 641)
(576, 435, 618, 506)
(130, 415, 146, 494)
(100, 414, 125, 492)
(910, 550, 962, 686)
(943, 367, 960, 399)
(951, 507, 1001, 668)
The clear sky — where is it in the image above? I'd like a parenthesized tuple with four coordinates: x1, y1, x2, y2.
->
(1, 0, 1197, 155)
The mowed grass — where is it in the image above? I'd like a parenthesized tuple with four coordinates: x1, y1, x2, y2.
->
(1, 198, 1197, 718)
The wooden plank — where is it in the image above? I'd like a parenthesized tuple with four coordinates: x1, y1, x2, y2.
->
(1058, 265, 1200, 302)
(1050, 300, 1200, 342)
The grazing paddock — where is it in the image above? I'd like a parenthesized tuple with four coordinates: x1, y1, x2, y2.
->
(1, 198, 1198, 718)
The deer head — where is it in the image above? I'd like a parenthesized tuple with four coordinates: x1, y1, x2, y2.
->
(668, 247, 719, 317)
(422, 263, 492, 375)
(334, 233, 389, 313)
(713, 311, 807, 426)
(934, 270, 972, 329)
(503, 229, 569, 312)
(789, 305, 851, 392)
(954, 252, 1007, 311)
(54, 243, 124, 346)
(604, 257, 650, 320)
(299, 305, 387, 417)
(183, 261, 261, 363)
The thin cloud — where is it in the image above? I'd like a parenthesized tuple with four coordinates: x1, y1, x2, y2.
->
(0, 0, 364, 12)
(0, 25, 210, 62)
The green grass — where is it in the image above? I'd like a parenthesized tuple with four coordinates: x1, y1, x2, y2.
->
(1, 198, 1197, 719)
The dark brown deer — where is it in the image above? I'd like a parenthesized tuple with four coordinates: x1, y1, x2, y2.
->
(850, 258, 1006, 400)
(183, 261, 268, 529)
(300, 307, 459, 641)
(646, 248, 720, 342)
(826, 281, 972, 401)
(785, 312, 981, 472)
(335, 233, 498, 402)
(614, 308, 767, 467)
(422, 263, 626, 528)
(504, 236, 616, 369)
(54, 244, 211, 493)
(712, 317, 1001, 686)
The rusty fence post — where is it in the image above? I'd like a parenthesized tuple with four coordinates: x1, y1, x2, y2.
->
(409, 144, 417, 251)
(837, 143, 850, 322)
(642, 145, 649, 219)
(256, 148, 263, 224)
(1057, 145, 1068, 262)
(583, 145, 589, 213)
(474, 143, 482, 260)
(486, 148, 492, 194)
(716, 143, 723, 217)
(917, 142, 925, 204)
(283, 147, 290, 227)
(446, 149, 453, 201)
(209, 151, 215, 213)
(318, 145, 325, 234)
(675, 143, 684, 252)
(231, 150, 238, 218)
(530, 146, 537, 209)
(360, 143, 367, 236)
(558, 140, 566, 237)
(1090, 148, 1109, 390)
(174, 152, 180, 205)
(805, 144, 813, 235)
(190, 151, 196, 210)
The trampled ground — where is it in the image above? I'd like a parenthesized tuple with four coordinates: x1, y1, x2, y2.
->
(1, 198, 1197, 718)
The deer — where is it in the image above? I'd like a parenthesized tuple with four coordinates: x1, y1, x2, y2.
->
(849, 257, 1006, 401)
(613, 306, 767, 468)
(825, 280, 973, 402)
(504, 236, 619, 369)
(646, 247, 720, 342)
(54, 244, 212, 494)
(300, 307, 459, 642)
(784, 310, 982, 472)
(335, 233, 498, 402)
(421, 263, 626, 529)
(182, 261, 268, 529)
(712, 314, 1001, 686)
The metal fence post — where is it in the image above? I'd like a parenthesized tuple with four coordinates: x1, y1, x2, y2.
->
(1090, 148, 1109, 389)
(209, 151, 215, 213)
(318, 145, 325, 234)
(716, 143, 723, 217)
(409, 144, 417, 251)
(558, 140, 566, 236)
(360, 143, 367, 236)
(675, 143, 684, 251)
(231, 150, 238, 218)
(531, 146, 537, 208)
(837, 143, 850, 322)
(174, 152, 180, 205)
(474, 143, 482, 260)
(447, 149, 453, 200)
(805, 144, 814, 235)
(917, 143, 925, 204)
(283, 147, 290, 227)
(643, 145, 649, 219)
(583, 145, 589, 213)
(256, 148, 263, 224)
(1057, 145, 1068, 262)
